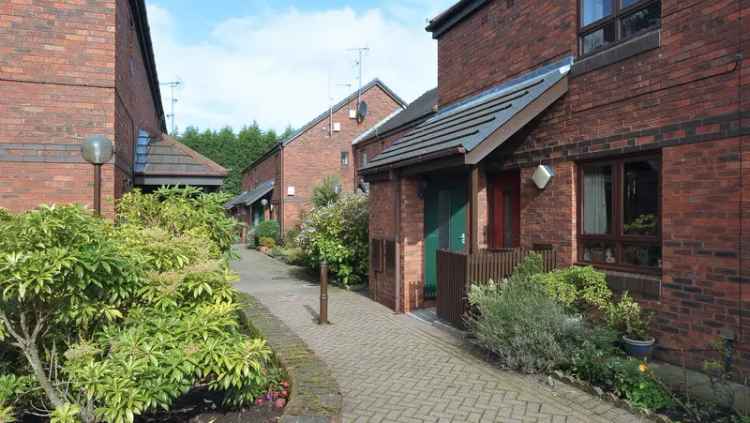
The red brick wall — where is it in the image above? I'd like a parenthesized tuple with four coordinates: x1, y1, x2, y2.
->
(114, 0, 162, 197)
(0, 0, 161, 216)
(368, 179, 397, 309)
(0, 1, 117, 214)
(281, 85, 402, 233)
(400, 176, 424, 312)
(518, 162, 577, 267)
(437, 0, 576, 106)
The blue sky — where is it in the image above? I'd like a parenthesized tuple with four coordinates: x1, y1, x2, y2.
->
(146, 1, 454, 132)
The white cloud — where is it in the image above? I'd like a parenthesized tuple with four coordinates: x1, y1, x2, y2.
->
(146, 2, 453, 133)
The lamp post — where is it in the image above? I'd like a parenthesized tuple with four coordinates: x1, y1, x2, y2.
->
(80, 135, 114, 217)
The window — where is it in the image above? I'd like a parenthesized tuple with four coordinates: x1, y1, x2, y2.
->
(578, 155, 661, 272)
(579, 0, 661, 55)
(360, 151, 368, 167)
(341, 151, 349, 167)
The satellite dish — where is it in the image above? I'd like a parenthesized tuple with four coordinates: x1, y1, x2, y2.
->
(356, 101, 368, 123)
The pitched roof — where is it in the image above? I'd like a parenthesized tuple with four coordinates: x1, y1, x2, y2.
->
(362, 57, 573, 173)
(354, 88, 438, 145)
(135, 131, 227, 177)
(242, 79, 406, 174)
(426, 0, 489, 39)
(225, 179, 274, 209)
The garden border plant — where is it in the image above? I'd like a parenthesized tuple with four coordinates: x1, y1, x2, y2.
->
(465, 253, 747, 422)
(0, 187, 288, 422)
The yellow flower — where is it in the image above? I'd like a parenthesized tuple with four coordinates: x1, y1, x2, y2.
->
(639, 363, 648, 373)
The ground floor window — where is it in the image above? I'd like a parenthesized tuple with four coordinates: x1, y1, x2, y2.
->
(578, 154, 661, 273)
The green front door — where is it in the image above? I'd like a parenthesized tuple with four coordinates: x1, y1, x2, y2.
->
(423, 179, 467, 298)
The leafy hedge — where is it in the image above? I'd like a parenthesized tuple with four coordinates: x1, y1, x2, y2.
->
(0, 188, 278, 422)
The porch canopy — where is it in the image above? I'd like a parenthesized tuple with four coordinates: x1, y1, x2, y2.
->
(225, 179, 274, 210)
(134, 131, 227, 190)
(360, 56, 573, 175)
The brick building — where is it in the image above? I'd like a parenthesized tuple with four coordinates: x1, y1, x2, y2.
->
(361, 0, 749, 372)
(228, 80, 405, 234)
(0, 0, 226, 215)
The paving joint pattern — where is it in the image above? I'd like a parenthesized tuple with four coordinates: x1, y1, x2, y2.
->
(233, 248, 645, 423)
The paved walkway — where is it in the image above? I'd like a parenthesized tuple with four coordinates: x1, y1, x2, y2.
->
(233, 248, 644, 423)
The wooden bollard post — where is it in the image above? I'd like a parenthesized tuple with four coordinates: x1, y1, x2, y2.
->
(319, 260, 328, 324)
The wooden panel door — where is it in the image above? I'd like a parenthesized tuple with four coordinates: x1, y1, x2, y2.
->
(490, 171, 521, 249)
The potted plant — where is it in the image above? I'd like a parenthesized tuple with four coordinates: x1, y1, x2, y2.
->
(606, 292, 655, 359)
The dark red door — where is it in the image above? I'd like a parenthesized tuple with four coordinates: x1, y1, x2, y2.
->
(490, 171, 521, 249)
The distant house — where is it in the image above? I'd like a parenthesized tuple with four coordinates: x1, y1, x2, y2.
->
(228, 80, 405, 234)
(0, 1, 226, 215)
(361, 0, 749, 373)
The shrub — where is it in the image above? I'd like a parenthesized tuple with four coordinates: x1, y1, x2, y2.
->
(284, 228, 301, 246)
(466, 270, 584, 373)
(297, 193, 368, 287)
(0, 195, 276, 421)
(311, 175, 341, 208)
(258, 237, 277, 249)
(255, 220, 280, 243)
(605, 292, 652, 340)
(532, 265, 611, 313)
(117, 186, 237, 255)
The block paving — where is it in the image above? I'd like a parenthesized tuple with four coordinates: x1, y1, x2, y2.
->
(233, 248, 645, 423)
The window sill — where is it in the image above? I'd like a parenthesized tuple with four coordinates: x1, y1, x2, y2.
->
(600, 268, 662, 300)
(571, 29, 661, 77)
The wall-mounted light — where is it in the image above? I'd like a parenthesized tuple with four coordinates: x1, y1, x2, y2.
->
(261, 198, 269, 207)
(532, 164, 555, 190)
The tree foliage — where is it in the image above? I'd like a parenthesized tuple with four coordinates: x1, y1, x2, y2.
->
(178, 124, 294, 195)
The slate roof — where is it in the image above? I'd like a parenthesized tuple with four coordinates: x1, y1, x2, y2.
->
(362, 56, 573, 172)
(242, 79, 407, 174)
(354, 88, 438, 145)
(225, 180, 274, 209)
(135, 131, 227, 177)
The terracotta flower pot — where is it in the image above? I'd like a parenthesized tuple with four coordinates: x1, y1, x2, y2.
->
(622, 335, 655, 359)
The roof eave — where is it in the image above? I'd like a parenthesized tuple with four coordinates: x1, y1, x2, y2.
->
(130, 0, 166, 132)
(426, 0, 489, 39)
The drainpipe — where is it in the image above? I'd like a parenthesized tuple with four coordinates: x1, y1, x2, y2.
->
(393, 169, 402, 313)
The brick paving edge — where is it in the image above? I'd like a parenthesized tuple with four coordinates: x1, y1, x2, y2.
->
(239, 293, 343, 423)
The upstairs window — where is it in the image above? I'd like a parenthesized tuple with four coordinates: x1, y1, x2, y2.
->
(578, 155, 661, 273)
(341, 151, 349, 167)
(579, 0, 661, 56)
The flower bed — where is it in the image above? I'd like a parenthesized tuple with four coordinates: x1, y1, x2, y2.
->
(465, 254, 748, 422)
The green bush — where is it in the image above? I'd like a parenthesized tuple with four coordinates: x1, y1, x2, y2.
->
(532, 265, 611, 313)
(297, 193, 368, 287)
(255, 220, 280, 243)
(605, 292, 652, 341)
(117, 186, 237, 255)
(258, 237, 277, 249)
(311, 175, 341, 208)
(0, 195, 277, 422)
(466, 262, 584, 373)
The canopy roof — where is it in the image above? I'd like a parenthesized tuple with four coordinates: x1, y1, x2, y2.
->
(361, 57, 573, 174)
(225, 179, 274, 209)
